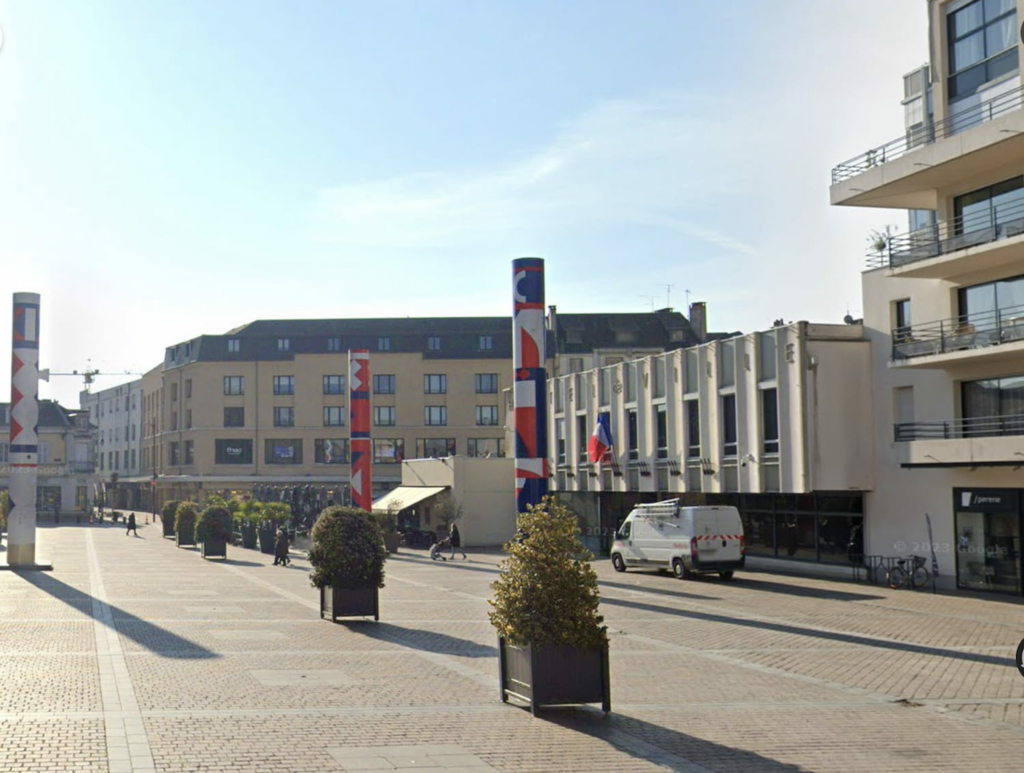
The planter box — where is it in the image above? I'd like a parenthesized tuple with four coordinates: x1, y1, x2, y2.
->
(383, 531, 401, 554)
(320, 585, 379, 622)
(241, 524, 258, 550)
(257, 529, 276, 554)
(175, 529, 196, 547)
(201, 539, 227, 559)
(497, 637, 610, 716)
(162, 517, 176, 538)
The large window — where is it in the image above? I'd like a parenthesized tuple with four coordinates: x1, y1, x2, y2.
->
(374, 406, 396, 426)
(417, 438, 455, 458)
(961, 375, 1024, 435)
(762, 388, 779, 454)
(374, 374, 395, 395)
(655, 404, 668, 459)
(627, 409, 638, 461)
(323, 375, 345, 395)
(722, 394, 738, 457)
(273, 376, 294, 396)
(686, 400, 700, 458)
(894, 298, 912, 341)
(424, 374, 447, 394)
(323, 406, 345, 427)
(425, 406, 447, 426)
(373, 438, 405, 463)
(224, 376, 244, 396)
(959, 271, 1024, 332)
(947, 0, 1017, 101)
(954, 177, 1024, 237)
(169, 442, 180, 466)
(476, 405, 499, 426)
(273, 407, 294, 427)
(555, 418, 566, 464)
(183, 440, 194, 465)
(468, 438, 502, 457)
(214, 439, 251, 465)
(314, 438, 349, 464)
(475, 373, 498, 394)
(265, 439, 302, 464)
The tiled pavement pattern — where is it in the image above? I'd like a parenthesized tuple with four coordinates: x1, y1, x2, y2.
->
(2, 518, 1024, 771)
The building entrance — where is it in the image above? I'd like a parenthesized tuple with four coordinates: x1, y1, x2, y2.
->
(954, 488, 1022, 595)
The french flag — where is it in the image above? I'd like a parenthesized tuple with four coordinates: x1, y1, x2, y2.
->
(587, 412, 613, 464)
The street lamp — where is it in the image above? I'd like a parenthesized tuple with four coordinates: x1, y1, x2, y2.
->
(151, 471, 158, 521)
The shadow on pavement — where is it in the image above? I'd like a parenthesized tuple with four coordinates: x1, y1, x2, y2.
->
(718, 575, 886, 602)
(600, 595, 1013, 667)
(553, 709, 803, 772)
(345, 621, 496, 657)
(599, 579, 718, 602)
(15, 572, 218, 660)
(387, 553, 501, 576)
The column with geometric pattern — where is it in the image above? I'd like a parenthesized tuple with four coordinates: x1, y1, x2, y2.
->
(512, 258, 548, 513)
(349, 349, 372, 511)
(8, 292, 41, 566)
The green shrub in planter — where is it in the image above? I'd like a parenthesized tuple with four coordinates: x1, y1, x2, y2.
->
(261, 502, 291, 529)
(489, 496, 609, 714)
(161, 500, 181, 538)
(196, 504, 231, 558)
(309, 506, 386, 620)
(174, 501, 199, 546)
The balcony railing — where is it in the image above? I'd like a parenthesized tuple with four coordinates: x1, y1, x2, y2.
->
(832, 83, 1024, 185)
(866, 199, 1024, 269)
(892, 303, 1024, 360)
(895, 413, 1024, 441)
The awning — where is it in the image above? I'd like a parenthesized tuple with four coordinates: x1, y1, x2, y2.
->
(372, 486, 447, 513)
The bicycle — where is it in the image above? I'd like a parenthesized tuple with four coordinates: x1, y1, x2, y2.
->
(887, 555, 929, 589)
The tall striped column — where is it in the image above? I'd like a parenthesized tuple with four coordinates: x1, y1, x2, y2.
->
(349, 349, 372, 511)
(512, 258, 548, 513)
(9, 293, 41, 566)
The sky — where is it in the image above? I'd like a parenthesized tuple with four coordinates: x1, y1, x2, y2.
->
(0, 0, 928, 407)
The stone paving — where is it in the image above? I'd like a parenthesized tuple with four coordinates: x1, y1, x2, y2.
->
(2, 515, 1024, 771)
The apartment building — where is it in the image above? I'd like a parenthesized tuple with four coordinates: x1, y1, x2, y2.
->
(832, 0, 1024, 594)
(540, 322, 872, 560)
(137, 311, 696, 509)
(0, 401, 97, 514)
(80, 379, 143, 507)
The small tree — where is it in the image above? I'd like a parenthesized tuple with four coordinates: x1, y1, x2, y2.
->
(174, 501, 200, 541)
(260, 502, 291, 530)
(0, 489, 10, 533)
(162, 499, 181, 525)
(308, 506, 386, 591)
(195, 504, 232, 544)
(432, 491, 463, 532)
(489, 496, 606, 649)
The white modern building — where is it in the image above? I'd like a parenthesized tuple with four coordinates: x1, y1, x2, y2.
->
(832, 0, 1024, 594)
(80, 379, 144, 507)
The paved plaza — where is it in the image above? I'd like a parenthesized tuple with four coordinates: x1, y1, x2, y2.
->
(2, 516, 1024, 772)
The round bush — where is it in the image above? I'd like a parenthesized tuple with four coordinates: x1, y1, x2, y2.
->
(174, 501, 199, 535)
(195, 505, 232, 543)
(308, 506, 386, 591)
(162, 499, 181, 523)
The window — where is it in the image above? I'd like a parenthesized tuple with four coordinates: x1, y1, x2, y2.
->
(955, 177, 1024, 242)
(323, 375, 346, 395)
(894, 299, 912, 342)
(478, 335, 493, 351)
(961, 374, 1024, 436)
(627, 409, 638, 461)
(323, 406, 346, 426)
(184, 440, 194, 465)
(327, 337, 341, 352)
(130, 424, 135, 440)
(424, 374, 447, 394)
(170, 382, 178, 401)
(0, 441, 7, 463)
(374, 406, 396, 426)
(277, 338, 290, 352)
(759, 331, 777, 380)
(577, 414, 589, 462)
(378, 336, 391, 351)
(417, 438, 455, 458)
(115, 451, 120, 470)
(215, 439, 252, 464)
(476, 405, 499, 426)
(374, 374, 396, 394)
(171, 412, 178, 431)
(554, 380, 564, 412)
(273, 406, 294, 427)
(185, 409, 192, 429)
(99, 453, 104, 471)
(265, 439, 302, 464)
(169, 442, 180, 466)
(425, 406, 447, 426)
(719, 340, 736, 386)
(722, 394, 738, 457)
(125, 396, 130, 410)
(428, 335, 442, 351)
(130, 449, 136, 469)
(655, 404, 668, 459)
(315, 438, 349, 464)
(224, 376, 244, 396)
(600, 367, 611, 406)
(762, 388, 779, 455)
(555, 418, 566, 464)
(653, 357, 666, 399)
(468, 438, 502, 457)
(624, 363, 637, 403)
(373, 438, 405, 463)
(569, 357, 584, 374)
(185, 379, 192, 399)
(686, 400, 700, 458)
(958, 272, 1024, 332)
(947, 0, 1017, 102)
(227, 338, 240, 353)
(475, 373, 498, 394)
(273, 376, 294, 395)
(224, 407, 245, 427)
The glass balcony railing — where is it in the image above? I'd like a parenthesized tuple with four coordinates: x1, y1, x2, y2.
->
(892, 303, 1024, 360)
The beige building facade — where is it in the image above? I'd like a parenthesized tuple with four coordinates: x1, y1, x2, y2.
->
(833, 0, 1024, 593)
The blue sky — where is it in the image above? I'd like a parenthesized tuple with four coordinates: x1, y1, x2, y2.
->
(0, 1, 927, 406)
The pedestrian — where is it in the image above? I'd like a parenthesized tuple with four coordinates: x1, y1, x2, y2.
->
(274, 528, 291, 566)
(448, 522, 467, 560)
(126, 512, 138, 537)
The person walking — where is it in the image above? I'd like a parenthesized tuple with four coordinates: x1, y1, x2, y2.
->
(274, 528, 291, 566)
(448, 522, 467, 560)
(126, 512, 138, 537)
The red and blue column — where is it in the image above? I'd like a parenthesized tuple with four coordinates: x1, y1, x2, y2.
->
(9, 292, 41, 566)
(512, 258, 548, 512)
(349, 349, 372, 511)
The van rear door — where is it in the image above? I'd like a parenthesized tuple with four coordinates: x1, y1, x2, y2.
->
(692, 509, 718, 563)
(714, 508, 744, 563)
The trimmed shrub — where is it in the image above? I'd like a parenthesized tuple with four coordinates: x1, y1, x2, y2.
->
(195, 504, 232, 544)
(308, 506, 386, 591)
(174, 501, 199, 540)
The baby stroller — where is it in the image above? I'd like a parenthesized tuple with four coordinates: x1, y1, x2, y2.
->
(429, 537, 451, 561)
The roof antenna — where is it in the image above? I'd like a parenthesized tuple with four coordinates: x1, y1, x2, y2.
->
(659, 283, 675, 309)
(639, 295, 655, 312)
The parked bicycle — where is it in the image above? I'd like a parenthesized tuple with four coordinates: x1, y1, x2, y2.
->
(887, 555, 930, 589)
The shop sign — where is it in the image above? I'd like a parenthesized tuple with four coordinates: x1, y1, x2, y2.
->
(956, 489, 1019, 513)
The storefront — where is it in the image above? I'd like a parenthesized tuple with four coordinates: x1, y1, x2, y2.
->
(954, 488, 1022, 596)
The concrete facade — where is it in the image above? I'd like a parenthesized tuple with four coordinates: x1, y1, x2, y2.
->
(80, 379, 143, 506)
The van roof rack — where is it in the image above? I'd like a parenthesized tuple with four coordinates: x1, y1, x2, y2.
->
(636, 499, 680, 517)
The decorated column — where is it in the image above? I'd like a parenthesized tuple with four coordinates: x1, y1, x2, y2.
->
(349, 349, 372, 511)
(512, 258, 548, 512)
(8, 293, 41, 566)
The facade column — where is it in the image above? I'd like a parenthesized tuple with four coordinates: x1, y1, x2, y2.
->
(512, 257, 548, 512)
(8, 292, 41, 566)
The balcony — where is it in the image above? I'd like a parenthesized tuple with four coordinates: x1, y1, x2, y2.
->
(867, 200, 1024, 280)
(831, 83, 1024, 208)
(891, 304, 1024, 368)
(895, 414, 1024, 468)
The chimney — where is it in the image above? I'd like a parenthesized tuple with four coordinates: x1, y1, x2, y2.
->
(689, 302, 707, 342)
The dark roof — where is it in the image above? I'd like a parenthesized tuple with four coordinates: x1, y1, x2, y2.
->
(0, 400, 76, 429)
(553, 311, 700, 353)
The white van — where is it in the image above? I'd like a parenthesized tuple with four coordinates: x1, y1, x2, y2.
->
(610, 499, 745, 580)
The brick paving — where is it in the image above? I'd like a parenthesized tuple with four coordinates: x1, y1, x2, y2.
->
(2, 517, 1024, 771)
